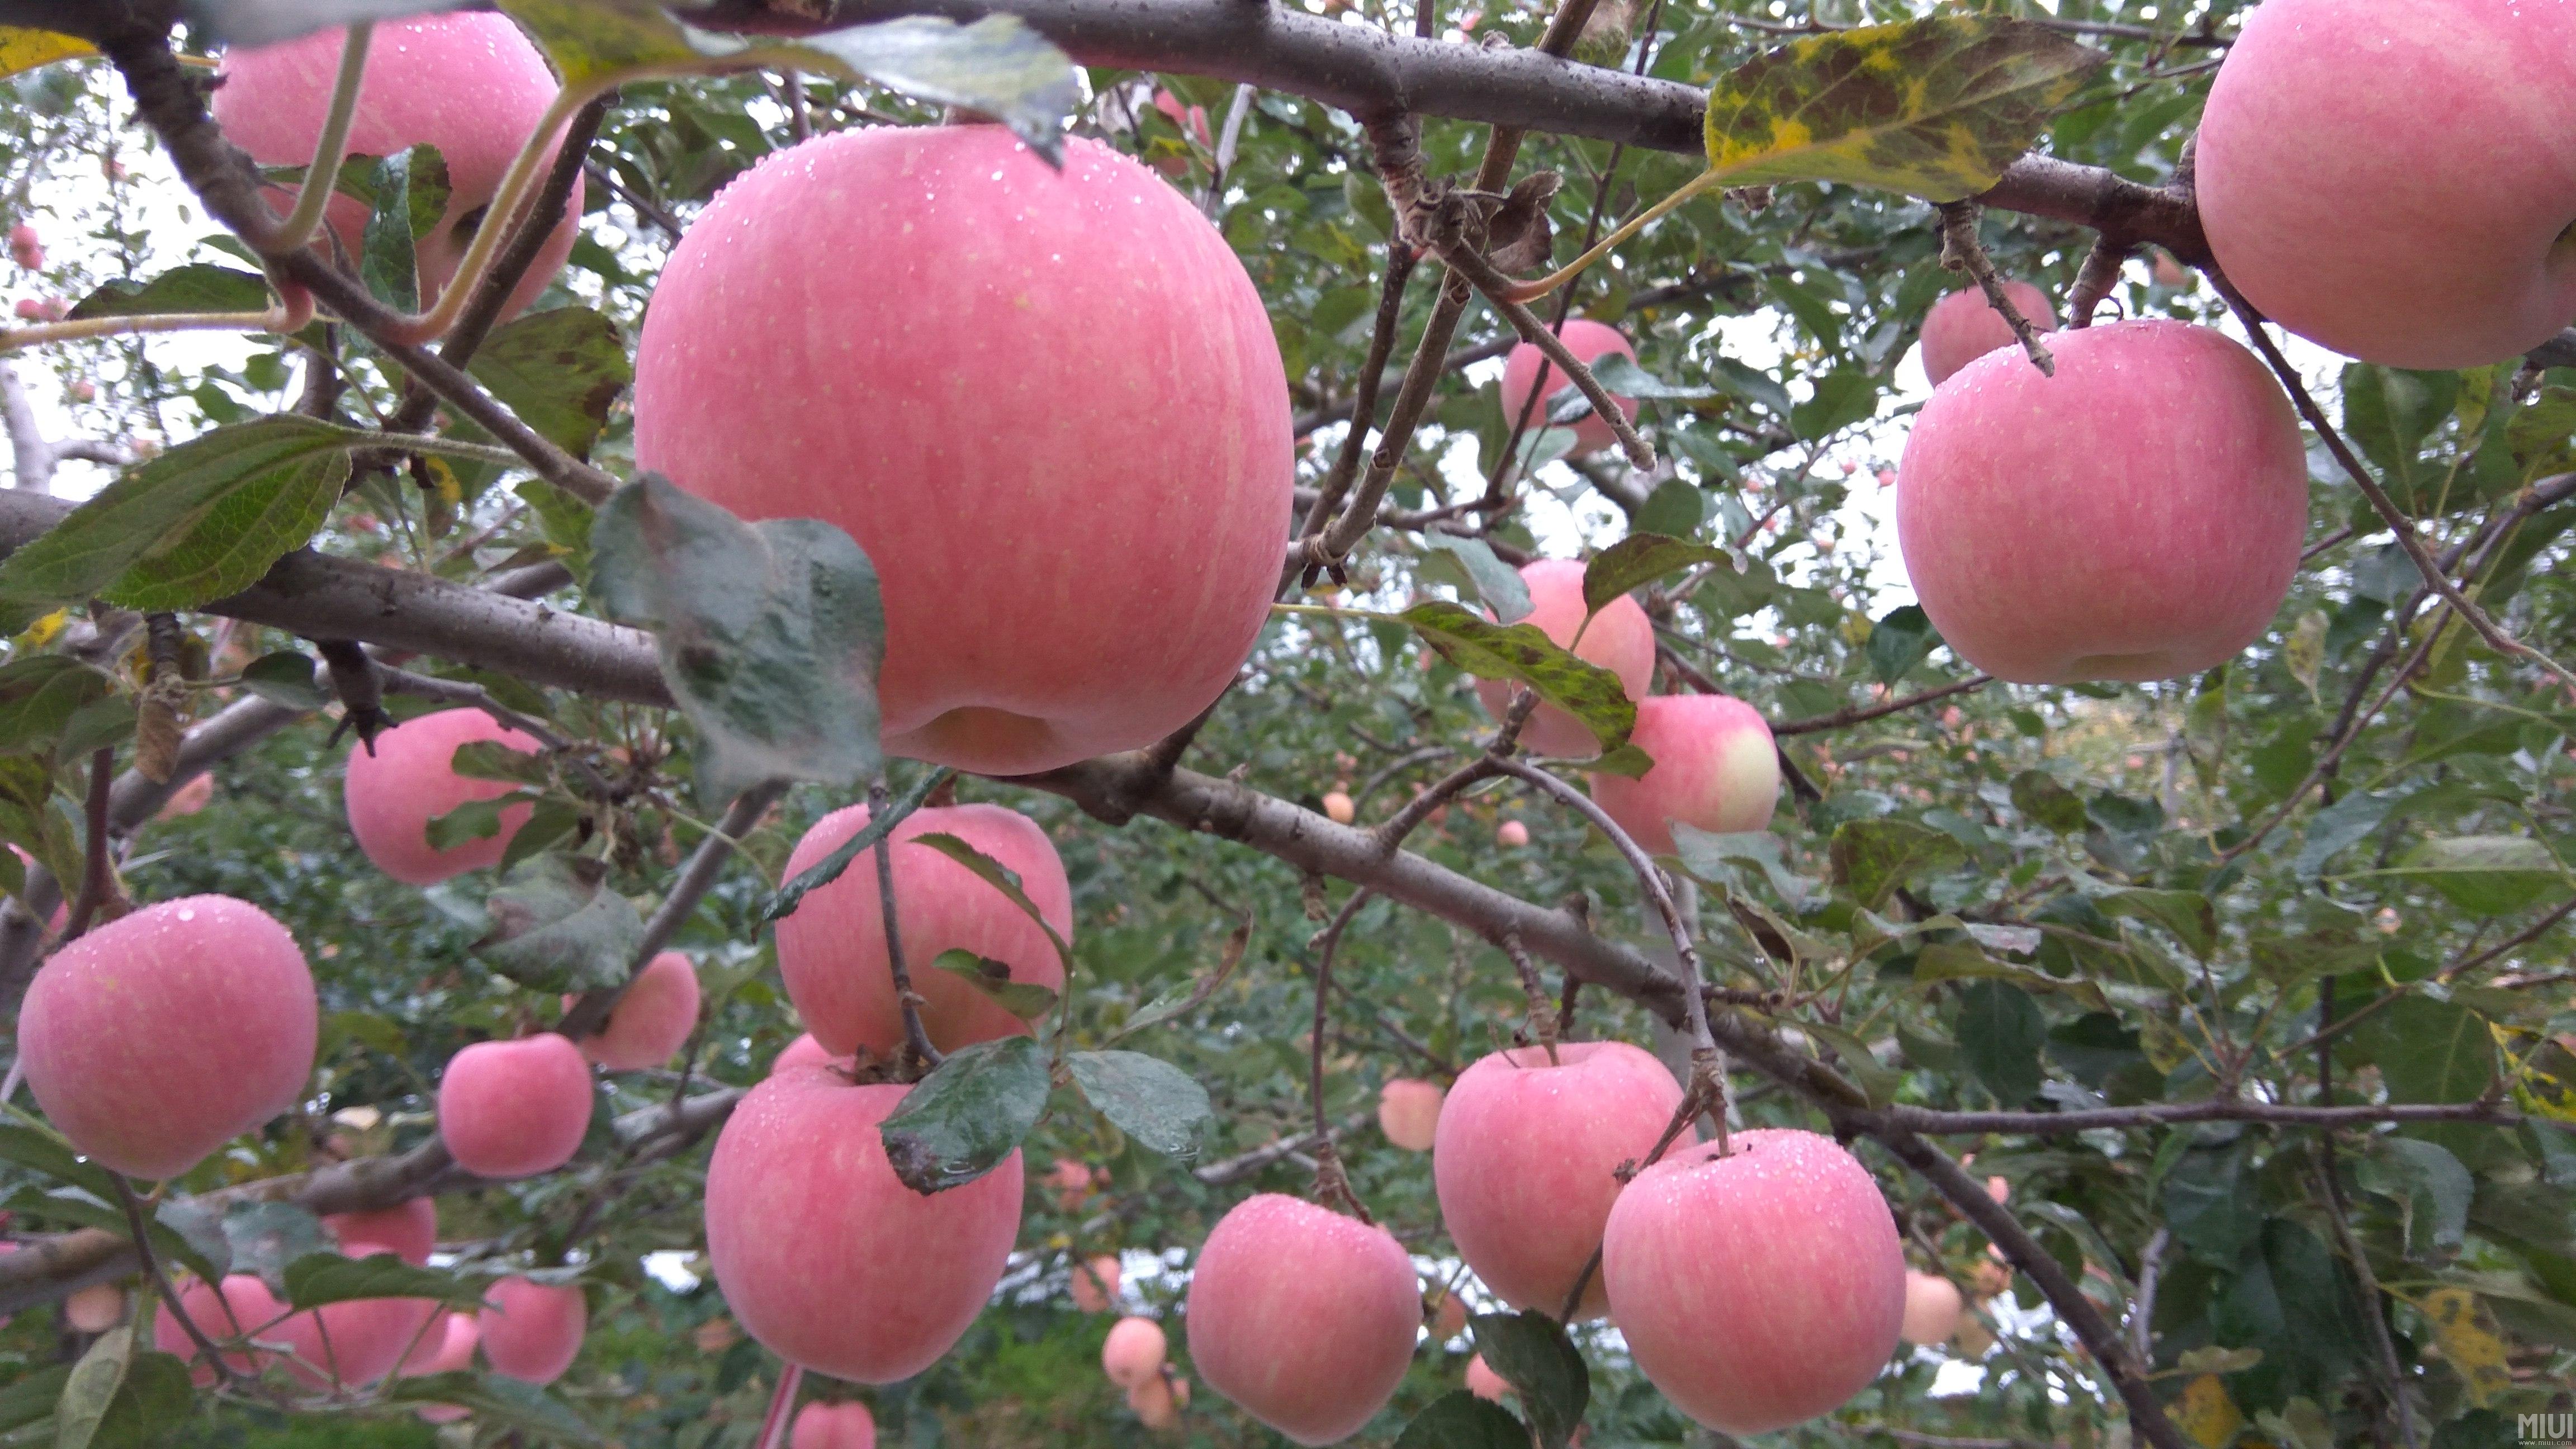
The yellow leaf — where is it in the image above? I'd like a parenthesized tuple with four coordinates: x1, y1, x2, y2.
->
(2176, 1374, 2243, 1448)
(13, 608, 68, 651)
(0, 28, 94, 80)
(2418, 1286, 2512, 1407)
(1702, 17, 2106, 202)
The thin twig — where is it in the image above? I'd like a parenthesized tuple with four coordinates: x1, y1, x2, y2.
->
(1306, 887, 1377, 1222)
(60, 747, 116, 941)
(873, 778, 942, 1075)
(1773, 675, 1993, 737)
(110, 1174, 242, 1388)
(1936, 202, 2053, 375)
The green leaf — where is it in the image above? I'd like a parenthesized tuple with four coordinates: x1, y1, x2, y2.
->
(790, 16, 1082, 164)
(0, 416, 360, 609)
(1703, 17, 2106, 202)
(2295, 788, 2395, 880)
(85, 1351, 190, 1449)
(285, 1250, 487, 1310)
(1395, 600, 1636, 756)
(762, 768, 955, 921)
(1393, 1391, 1528, 1449)
(1580, 353, 1715, 401)
(877, 1036, 1050, 1194)
(448, 739, 552, 787)
(0, 1366, 69, 1434)
(359, 144, 449, 312)
(2340, 364, 2459, 492)
(1864, 604, 1938, 686)
(1417, 533, 1532, 623)
(234, 650, 328, 712)
(2368, 1138, 2473, 1257)
(908, 831, 1074, 966)
(67, 264, 267, 321)
(53, 1323, 133, 1449)
(500, 797, 584, 872)
(514, 478, 598, 580)
(220, 1200, 329, 1294)
(1828, 818, 1966, 909)
(0, 1125, 114, 1197)
(497, 0, 701, 84)
(2354, 996, 2496, 1105)
(469, 307, 633, 462)
(1470, 1310, 1587, 1449)
(0, 656, 111, 755)
(1802, 1020, 1901, 1107)
(2375, 835, 2569, 916)
(1955, 979, 2045, 1104)
(2165, 1141, 2260, 1265)
(1631, 477, 1706, 539)
(1579, 533, 1731, 618)
(2009, 769, 2088, 834)
(2092, 887, 2218, 958)
(424, 795, 513, 851)
(103, 447, 347, 610)
(590, 475, 886, 807)
(1065, 1050, 1213, 1158)
(382, 1373, 604, 1445)
(473, 853, 643, 993)
(932, 948, 1060, 1022)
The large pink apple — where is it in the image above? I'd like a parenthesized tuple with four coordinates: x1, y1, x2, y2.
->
(1600, 1129, 1904, 1435)
(632, 125, 1290, 775)
(482, 1276, 585, 1384)
(1588, 694, 1779, 856)
(1433, 1040, 1685, 1319)
(1499, 319, 1639, 455)
(1918, 281, 2058, 386)
(325, 1196, 438, 1265)
(704, 1066, 1023, 1382)
(1471, 559, 1657, 759)
(156, 1270, 421, 1389)
(211, 15, 580, 320)
(437, 1034, 593, 1178)
(572, 950, 700, 1071)
(1185, 1194, 1420, 1446)
(20, 895, 316, 1180)
(2196, 0, 2576, 368)
(1376, 1078, 1443, 1152)
(792, 1401, 878, 1449)
(776, 801, 1072, 1058)
(343, 708, 540, 884)
(1895, 319, 2307, 684)
(1102, 1314, 1167, 1386)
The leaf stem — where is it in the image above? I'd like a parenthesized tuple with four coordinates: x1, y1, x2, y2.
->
(1501, 168, 1730, 305)
(269, 22, 373, 254)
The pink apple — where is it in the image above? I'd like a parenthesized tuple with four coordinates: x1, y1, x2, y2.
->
(1185, 1194, 1420, 1446)
(792, 1401, 878, 1449)
(399, 1310, 480, 1423)
(1917, 281, 2058, 386)
(1322, 790, 1356, 825)
(777, 802, 1071, 1058)
(437, 1034, 593, 1179)
(1427, 1288, 1468, 1341)
(154, 772, 214, 820)
(1071, 1253, 1121, 1313)
(1600, 1129, 1905, 1435)
(1102, 1314, 1167, 1387)
(7, 224, 40, 269)
(704, 1065, 1023, 1381)
(632, 126, 1290, 775)
(343, 708, 541, 884)
(325, 1196, 437, 1265)
(1499, 319, 1639, 455)
(211, 15, 581, 320)
(1377, 1078, 1444, 1153)
(1496, 818, 1530, 848)
(1129, 1370, 1183, 1429)
(1433, 1040, 1685, 1319)
(2196, 0, 2576, 367)
(571, 950, 700, 1071)
(1900, 1271, 1963, 1347)
(771, 1031, 848, 1076)
(1896, 319, 2307, 684)
(482, 1276, 585, 1384)
(1465, 1353, 1510, 1403)
(1471, 559, 1657, 759)
(1044, 1157, 1105, 1211)
(155, 1270, 420, 1388)
(20, 895, 316, 1180)
(1588, 694, 1779, 856)
(63, 1283, 124, 1333)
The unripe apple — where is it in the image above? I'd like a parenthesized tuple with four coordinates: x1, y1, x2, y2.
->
(1102, 1314, 1166, 1387)
(1129, 1370, 1182, 1429)
(63, 1283, 124, 1333)
(1900, 1271, 1963, 1347)
(343, 707, 541, 884)
(1185, 1194, 1421, 1446)
(1917, 281, 2058, 386)
(704, 1066, 1023, 1381)
(1896, 319, 2307, 684)
(1465, 1353, 1510, 1402)
(2196, 0, 2576, 367)
(1496, 818, 1530, 848)
(1321, 790, 1356, 825)
(326, 1196, 438, 1265)
(20, 894, 316, 1180)
(155, 1270, 420, 1388)
(633, 126, 1290, 775)
(791, 1401, 878, 1449)
(778, 802, 1071, 1058)
(1587, 694, 1779, 857)
(1433, 1041, 1684, 1319)
(1071, 1253, 1121, 1313)
(211, 15, 581, 320)
(1600, 1129, 1904, 1435)
(400, 1310, 480, 1423)
(1471, 560, 1656, 759)
(572, 950, 700, 1071)
(1377, 1078, 1444, 1152)
(482, 1276, 585, 1384)
(437, 1034, 593, 1179)
(1499, 320, 1639, 455)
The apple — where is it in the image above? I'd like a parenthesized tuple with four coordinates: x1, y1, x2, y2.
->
(1497, 818, 1530, 848)
(1471, 559, 1656, 759)
(704, 1064, 1023, 1381)
(482, 1276, 585, 1384)
(7, 223, 40, 269)
(792, 1401, 878, 1449)
(571, 950, 700, 1071)
(1102, 1314, 1167, 1387)
(437, 1034, 593, 1179)
(1433, 1041, 1685, 1319)
(66, 378, 94, 405)
(1427, 1288, 1469, 1341)
(1498, 319, 1639, 455)
(1900, 1271, 1964, 1348)
(210, 14, 581, 320)
(771, 1032, 849, 1076)
(154, 772, 213, 819)
(63, 1283, 124, 1334)
(1917, 281, 2058, 386)
(1895, 319, 2307, 684)
(11, 297, 64, 321)
(155, 1269, 420, 1388)
(1321, 790, 1356, 825)
(399, 1310, 480, 1423)
(1377, 1078, 1444, 1153)
(1043, 1157, 1102, 1211)
(1465, 1353, 1510, 1403)
(1600, 1129, 1905, 1435)
(19, 894, 317, 1180)
(777, 801, 1072, 1058)
(632, 125, 1290, 775)
(1129, 1370, 1186, 1429)
(1185, 1194, 1421, 1446)
(1587, 693, 1779, 856)
(325, 1196, 438, 1265)
(1071, 1253, 1121, 1313)
(2195, 0, 2576, 368)
(2149, 251, 2191, 290)
(343, 707, 541, 884)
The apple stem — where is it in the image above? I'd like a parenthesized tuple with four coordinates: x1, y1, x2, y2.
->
(871, 778, 945, 1077)
(267, 22, 373, 255)
(1935, 201, 2055, 376)
(1499, 929, 1560, 1064)
(1501, 167, 1731, 306)
(2066, 233, 2136, 329)
(1305, 886, 1379, 1224)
